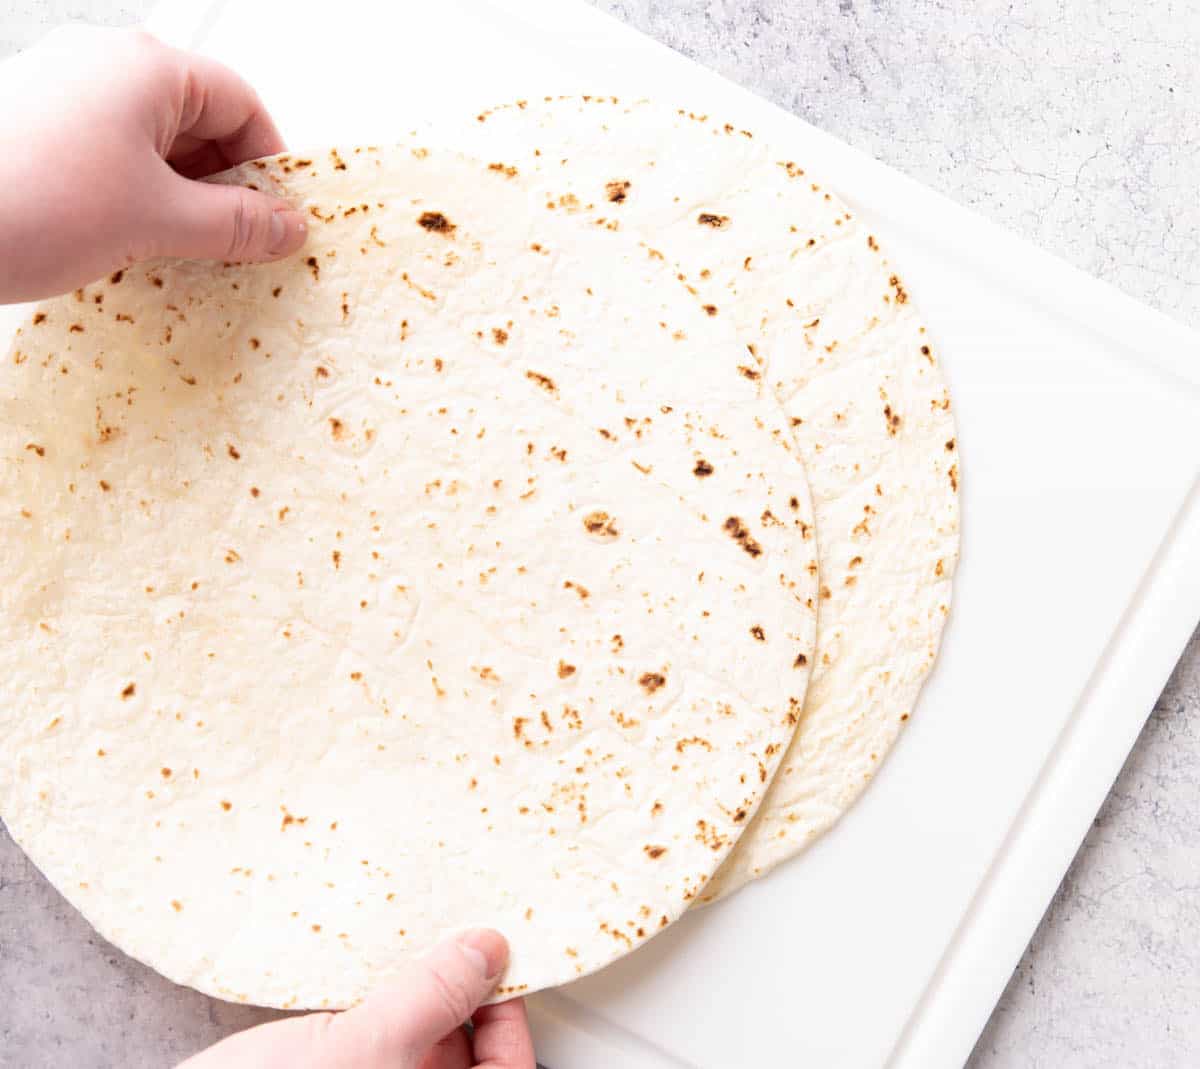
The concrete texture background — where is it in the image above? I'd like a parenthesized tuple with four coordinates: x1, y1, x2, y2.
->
(1, 1, 1198, 1066)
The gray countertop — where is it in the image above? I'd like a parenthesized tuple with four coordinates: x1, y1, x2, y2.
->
(1, 2, 1198, 1066)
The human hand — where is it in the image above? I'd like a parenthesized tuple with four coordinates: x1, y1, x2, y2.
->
(0, 25, 308, 304)
(178, 929, 535, 1069)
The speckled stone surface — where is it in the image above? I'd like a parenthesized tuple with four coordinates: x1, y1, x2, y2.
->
(1, 2, 1198, 1066)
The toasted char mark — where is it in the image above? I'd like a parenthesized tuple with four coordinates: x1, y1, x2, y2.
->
(582, 510, 620, 539)
(417, 211, 455, 235)
(120, 683, 136, 700)
(605, 179, 631, 203)
(525, 370, 557, 394)
(723, 516, 763, 557)
(697, 212, 730, 228)
(794, 653, 808, 668)
(676, 737, 713, 753)
(644, 845, 667, 859)
(638, 671, 666, 694)
(693, 459, 714, 477)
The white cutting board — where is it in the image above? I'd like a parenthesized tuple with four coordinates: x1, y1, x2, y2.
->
(10, 1, 1198, 1066)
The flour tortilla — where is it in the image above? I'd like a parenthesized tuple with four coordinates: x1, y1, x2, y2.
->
(0, 145, 818, 1007)
(444, 98, 960, 899)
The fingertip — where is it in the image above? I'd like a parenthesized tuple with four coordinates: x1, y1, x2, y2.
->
(457, 928, 508, 981)
(267, 207, 308, 258)
(472, 998, 536, 1069)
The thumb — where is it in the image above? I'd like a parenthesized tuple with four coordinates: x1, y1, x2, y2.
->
(149, 173, 308, 263)
(324, 928, 509, 1065)
(174, 930, 509, 1069)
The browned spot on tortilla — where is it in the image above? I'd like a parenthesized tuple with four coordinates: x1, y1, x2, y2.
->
(733, 808, 747, 823)
(488, 162, 518, 177)
(525, 370, 557, 394)
(492, 327, 508, 345)
(945, 439, 956, 451)
(677, 737, 713, 753)
(606, 179, 631, 203)
(644, 845, 667, 859)
(417, 211, 455, 235)
(109, 270, 124, 284)
(723, 516, 763, 557)
(949, 465, 959, 491)
(693, 459, 714, 477)
(220, 801, 232, 811)
(557, 661, 576, 679)
(697, 212, 730, 228)
(794, 653, 808, 668)
(750, 625, 766, 641)
(25, 443, 44, 457)
(701, 304, 718, 316)
(329, 418, 345, 440)
(583, 510, 620, 539)
(305, 257, 320, 280)
(639, 671, 666, 694)
(935, 559, 945, 577)
(69, 323, 84, 333)
(32, 313, 47, 325)
(332, 550, 342, 568)
(171, 900, 182, 912)
(884, 405, 902, 435)
(330, 148, 347, 170)
(121, 683, 136, 699)
(227, 444, 240, 460)
(737, 364, 760, 380)
(563, 580, 589, 599)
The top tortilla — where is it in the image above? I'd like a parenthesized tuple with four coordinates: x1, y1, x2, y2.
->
(444, 97, 960, 898)
(0, 144, 817, 1006)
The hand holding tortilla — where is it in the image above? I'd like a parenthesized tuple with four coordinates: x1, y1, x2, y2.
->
(0, 26, 307, 304)
(178, 929, 535, 1069)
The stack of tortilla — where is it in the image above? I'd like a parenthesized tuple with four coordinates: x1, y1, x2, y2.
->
(0, 100, 957, 1008)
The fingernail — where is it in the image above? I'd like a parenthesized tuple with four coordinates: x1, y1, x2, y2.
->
(458, 929, 508, 981)
(269, 209, 308, 256)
